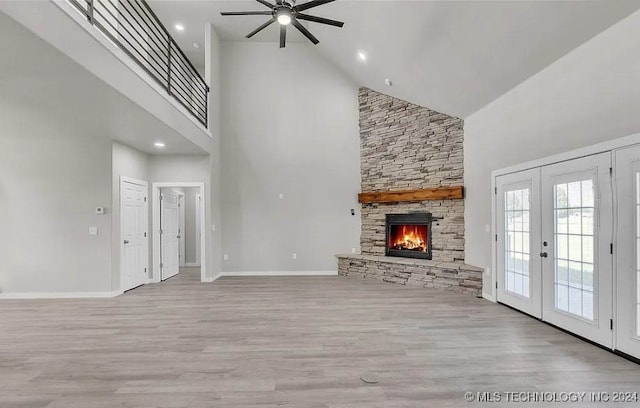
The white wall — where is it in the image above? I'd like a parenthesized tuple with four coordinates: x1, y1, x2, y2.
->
(464, 10, 640, 298)
(0, 104, 113, 294)
(111, 142, 149, 291)
(220, 41, 361, 273)
(206, 23, 223, 279)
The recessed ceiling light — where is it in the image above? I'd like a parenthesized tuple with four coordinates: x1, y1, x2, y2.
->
(154, 142, 166, 148)
(192, 42, 200, 49)
(358, 51, 367, 61)
(175, 24, 184, 32)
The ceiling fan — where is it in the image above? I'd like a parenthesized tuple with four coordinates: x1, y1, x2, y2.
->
(221, 0, 344, 48)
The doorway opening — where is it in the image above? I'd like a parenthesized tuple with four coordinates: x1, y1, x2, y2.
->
(152, 182, 206, 283)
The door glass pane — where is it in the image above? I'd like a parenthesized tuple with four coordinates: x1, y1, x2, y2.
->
(554, 179, 595, 320)
(504, 188, 530, 298)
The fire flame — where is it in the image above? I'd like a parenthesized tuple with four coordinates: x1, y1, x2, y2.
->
(390, 225, 427, 252)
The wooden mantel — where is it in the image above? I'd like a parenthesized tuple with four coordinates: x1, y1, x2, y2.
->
(358, 186, 464, 204)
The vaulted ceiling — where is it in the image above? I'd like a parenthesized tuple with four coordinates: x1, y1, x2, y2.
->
(150, 0, 640, 118)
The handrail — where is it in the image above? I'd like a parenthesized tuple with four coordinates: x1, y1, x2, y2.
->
(67, 0, 209, 127)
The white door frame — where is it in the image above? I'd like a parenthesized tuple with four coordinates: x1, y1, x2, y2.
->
(152, 182, 206, 283)
(119, 176, 149, 291)
(193, 193, 202, 267)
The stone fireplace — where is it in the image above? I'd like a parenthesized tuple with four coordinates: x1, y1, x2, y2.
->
(336, 88, 482, 296)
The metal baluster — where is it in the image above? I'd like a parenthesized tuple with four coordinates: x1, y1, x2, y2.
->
(167, 36, 172, 95)
(87, 0, 94, 24)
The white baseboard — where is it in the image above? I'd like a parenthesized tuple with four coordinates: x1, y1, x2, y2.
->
(0, 290, 122, 299)
(185, 262, 201, 267)
(202, 276, 215, 283)
(482, 292, 497, 302)
(217, 271, 338, 277)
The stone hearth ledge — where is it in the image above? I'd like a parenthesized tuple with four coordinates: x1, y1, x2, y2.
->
(336, 254, 483, 297)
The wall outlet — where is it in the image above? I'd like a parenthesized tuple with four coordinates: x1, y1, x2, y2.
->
(351, 247, 356, 254)
(223, 254, 229, 261)
(279, 193, 284, 200)
(95, 207, 104, 215)
(89, 226, 98, 235)
(292, 253, 297, 260)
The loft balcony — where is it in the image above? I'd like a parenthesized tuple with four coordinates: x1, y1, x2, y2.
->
(0, 0, 214, 151)
(67, 0, 209, 127)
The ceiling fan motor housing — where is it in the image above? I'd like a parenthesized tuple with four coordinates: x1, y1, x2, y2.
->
(221, 0, 344, 48)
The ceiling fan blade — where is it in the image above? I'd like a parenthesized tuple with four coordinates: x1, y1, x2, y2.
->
(221, 11, 273, 16)
(280, 24, 287, 48)
(246, 18, 276, 38)
(295, 13, 344, 27)
(292, 19, 319, 45)
(294, 0, 335, 12)
(255, 0, 276, 9)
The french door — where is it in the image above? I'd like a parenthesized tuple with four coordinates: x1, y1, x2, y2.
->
(497, 153, 613, 348)
(496, 169, 542, 318)
(541, 153, 613, 347)
(615, 145, 640, 359)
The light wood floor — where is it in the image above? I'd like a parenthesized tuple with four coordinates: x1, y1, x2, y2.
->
(1, 268, 639, 407)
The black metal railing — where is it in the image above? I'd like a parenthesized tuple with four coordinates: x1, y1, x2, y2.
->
(68, 0, 209, 127)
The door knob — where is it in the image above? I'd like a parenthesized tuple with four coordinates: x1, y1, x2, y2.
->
(124, 240, 130, 244)
(177, 235, 181, 239)
(540, 252, 548, 258)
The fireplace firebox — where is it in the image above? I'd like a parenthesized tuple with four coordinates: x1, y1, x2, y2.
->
(385, 213, 432, 260)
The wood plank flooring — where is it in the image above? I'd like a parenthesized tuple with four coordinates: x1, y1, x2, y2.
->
(1, 268, 639, 407)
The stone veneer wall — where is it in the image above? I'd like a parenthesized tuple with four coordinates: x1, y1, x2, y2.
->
(338, 88, 482, 296)
(358, 87, 465, 262)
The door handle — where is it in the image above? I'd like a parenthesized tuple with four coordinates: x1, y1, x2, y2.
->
(124, 240, 130, 244)
(177, 235, 181, 239)
(540, 252, 548, 258)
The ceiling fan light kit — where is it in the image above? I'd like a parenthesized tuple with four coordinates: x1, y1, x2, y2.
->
(221, 0, 344, 48)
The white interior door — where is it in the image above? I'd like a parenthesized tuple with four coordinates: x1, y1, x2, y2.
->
(541, 153, 613, 347)
(496, 168, 542, 318)
(614, 144, 640, 359)
(121, 178, 148, 292)
(178, 192, 186, 267)
(161, 190, 180, 281)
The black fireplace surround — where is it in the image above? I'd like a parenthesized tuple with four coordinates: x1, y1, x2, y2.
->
(385, 213, 433, 260)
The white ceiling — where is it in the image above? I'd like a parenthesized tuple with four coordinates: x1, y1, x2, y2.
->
(151, 0, 640, 118)
(0, 10, 206, 155)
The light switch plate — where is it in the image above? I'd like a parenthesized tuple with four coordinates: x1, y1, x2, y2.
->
(89, 227, 98, 235)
